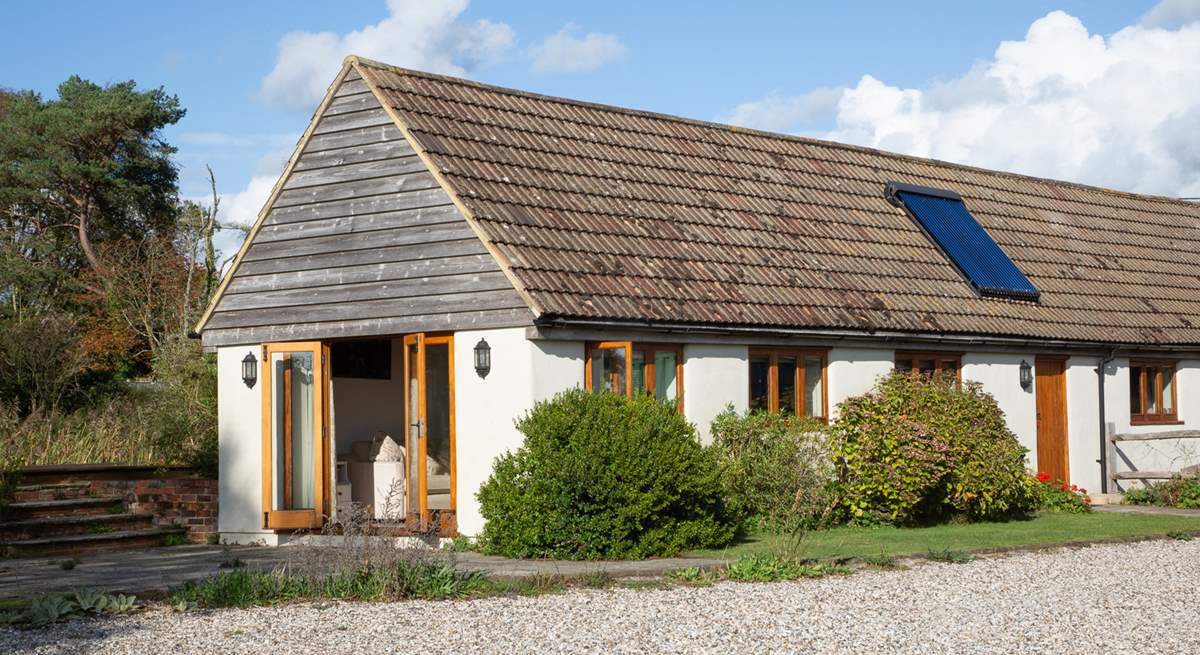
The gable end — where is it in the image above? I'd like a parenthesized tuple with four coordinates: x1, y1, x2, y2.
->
(197, 65, 533, 349)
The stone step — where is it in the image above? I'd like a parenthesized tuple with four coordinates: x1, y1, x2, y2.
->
(12, 482, 94, 504)
(0, 512, 155, 542)
(1, 497, 126, 521)
(0, 527, 188, 558)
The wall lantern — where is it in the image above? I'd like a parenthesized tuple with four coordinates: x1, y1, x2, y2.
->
(242, 351, 258, 388)
(474, 338, 491, 378)
(1019, 360, 1033, 391)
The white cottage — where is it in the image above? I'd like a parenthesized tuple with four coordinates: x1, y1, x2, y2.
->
(197, 56, 1200, 545)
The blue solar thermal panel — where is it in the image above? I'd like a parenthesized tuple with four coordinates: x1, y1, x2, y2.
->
(887, 183, 1040, 301)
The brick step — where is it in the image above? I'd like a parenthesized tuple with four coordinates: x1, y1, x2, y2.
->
(0, 527, 188, 558)
(0, 512, 155, 542)
(12, 482, 94, 503)
(1, 497, 126, 521)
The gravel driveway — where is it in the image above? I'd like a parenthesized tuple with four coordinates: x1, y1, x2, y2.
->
(4, 539, 1198, 654)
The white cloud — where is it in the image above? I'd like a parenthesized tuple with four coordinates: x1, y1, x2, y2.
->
(258, 0, 516, 111)
(530, 24, 627, 73)
(721, 87, 844, 133)
(727, 11, 1200, 198)
(1141, 0, 1200, 28)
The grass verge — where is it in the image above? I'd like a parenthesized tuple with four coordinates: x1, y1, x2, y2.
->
(688, 511, 1200, 560)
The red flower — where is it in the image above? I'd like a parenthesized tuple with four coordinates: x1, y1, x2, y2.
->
(1036, 472, 1052, 482)
(1070, 484, 1078, 492)
(1062, 483, 1070, 492)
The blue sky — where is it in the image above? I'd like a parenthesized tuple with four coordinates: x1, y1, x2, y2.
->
(3, 1, 1198, 256)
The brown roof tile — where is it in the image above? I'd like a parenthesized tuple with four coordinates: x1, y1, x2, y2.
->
(357, 60, 1200, 346)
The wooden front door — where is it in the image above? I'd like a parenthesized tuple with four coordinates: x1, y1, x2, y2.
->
(1035, 357, 1069, 484)
(261, 341, 330, 530)
(402, 334, 456, 530)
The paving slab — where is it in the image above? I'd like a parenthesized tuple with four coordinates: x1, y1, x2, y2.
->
(0, 543, 724, 599)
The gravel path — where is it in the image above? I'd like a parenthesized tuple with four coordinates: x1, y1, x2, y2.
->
(5, 539, 1199, 654)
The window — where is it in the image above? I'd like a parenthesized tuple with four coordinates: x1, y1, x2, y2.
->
(1130, 360, 1178, 425)
(885, 182, 1040, 301)
(896, 352, 961, 381)
(586, 341, 684, 411)
(748, 348, 827, 419)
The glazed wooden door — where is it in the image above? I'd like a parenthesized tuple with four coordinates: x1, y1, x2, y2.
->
(261, 342, 330, 530)
(403, 334, 456, 529)
(1035, 357, 1069, 484)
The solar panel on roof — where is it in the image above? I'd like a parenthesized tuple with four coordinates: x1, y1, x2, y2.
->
(885, 182, 1040, 302)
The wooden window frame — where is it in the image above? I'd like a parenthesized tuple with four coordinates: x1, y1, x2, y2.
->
(748, 347, 829, 421)
(895, 351, 963, 382)
(584, 341, 685, 412)
(1130, 359, 1180, 426)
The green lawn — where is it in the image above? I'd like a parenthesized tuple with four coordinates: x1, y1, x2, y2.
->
(689, 512, 1200, 561)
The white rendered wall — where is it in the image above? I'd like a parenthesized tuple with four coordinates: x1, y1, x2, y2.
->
(683, 344, 749, 443)
(961, 353, 1038, 470)
(530, 340, 584, 403)
(826, 348, 895, 418)
(216, 346, 279, 545)
(1064, 357, 1103, 494)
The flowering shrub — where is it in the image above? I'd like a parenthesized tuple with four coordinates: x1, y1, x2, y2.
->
(1034, 472, 1092, 513)
(829, 372, 1039, 525)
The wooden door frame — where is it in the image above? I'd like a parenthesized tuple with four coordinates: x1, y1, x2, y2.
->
(261, 341, 330, 530)
(1034, 355, 1070, 484)
(402, 333, 457, 526)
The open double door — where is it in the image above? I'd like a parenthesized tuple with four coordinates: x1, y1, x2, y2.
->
(260, 334, 455, 532)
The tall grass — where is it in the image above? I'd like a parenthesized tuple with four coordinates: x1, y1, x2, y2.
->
(0, 399, 168, 466)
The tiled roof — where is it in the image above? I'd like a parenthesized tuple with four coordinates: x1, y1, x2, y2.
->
(357, 59, 1200, 346)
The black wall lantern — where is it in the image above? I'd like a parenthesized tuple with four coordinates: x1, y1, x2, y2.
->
(242, 351, 258, 388)
(474, 338, 491, 378)
(1019, 360, 1033, 391)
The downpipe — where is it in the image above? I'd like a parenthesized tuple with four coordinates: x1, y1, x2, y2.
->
(1096, 349, 1116, 494)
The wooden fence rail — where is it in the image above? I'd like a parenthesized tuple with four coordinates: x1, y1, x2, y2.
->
(1106, 423, 1200, 490)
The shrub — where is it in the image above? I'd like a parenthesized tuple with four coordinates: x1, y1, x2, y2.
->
(1123, 477, 1200, 509)
(829, 372, 1039, 525)
(724, 554, 850, 582)
(171, 561, 489, 609)
(477, 389, 737, 560)
(1034, 472, 1091, 513)
(710, 408, 837, 532)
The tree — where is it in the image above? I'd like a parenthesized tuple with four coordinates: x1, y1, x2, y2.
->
(0, 77, 185, 293)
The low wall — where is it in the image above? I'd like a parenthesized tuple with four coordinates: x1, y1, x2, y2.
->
(17, 465, 218, 544)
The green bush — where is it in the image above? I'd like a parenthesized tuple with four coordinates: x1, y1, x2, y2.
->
(829, 372, 1039, 525)
(710, 408, 836, 531)
(477, 389, 737, 560)
(1124, 477, 1200, 509)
